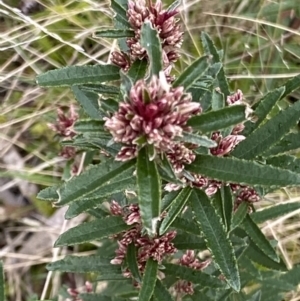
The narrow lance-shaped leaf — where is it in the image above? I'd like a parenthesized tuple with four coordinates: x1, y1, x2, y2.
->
(185, 155, 300, 187)
(241, 215, 279, 262)
(54, 216, 130, 247)
(140, 21, 163, 77)
(190, 189, 240, 291)
(57, 158, 135, 206)
(74, 120, 105, 133)
(251, 202, 300, 224)
(0, 261, 4, 301)
(212, 88, 225, 110)
(173, 56, 210, 90)
(138, 259, 158, 301)
(127, 59, 148, 83)
(171, 217, 202, 236)
(223, 185, 234, 232)
(37, 64, 120, 87)
(159, 187, 192, 235)
(111, 0, 131, 28)
(232, 100, 300, 160)
(177, 131, 217, 148)
(158, 154, 181, 184)
(95, 29, 134, 38)
(137, 147, 161, 235)
(154, 279, 173, 301)
(79, 294, 112, 301)
(172, 232, 206, 250)
(164, 263, 225, 288)
(231, 202, 248, 231)
(187, 105, 247, 133)
(266, 154, 300, 174)
(126, 243, 141, 282)
(80, 83, 119, 95)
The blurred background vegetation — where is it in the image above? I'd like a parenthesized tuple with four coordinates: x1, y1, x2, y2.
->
(1, 0, 300, 300)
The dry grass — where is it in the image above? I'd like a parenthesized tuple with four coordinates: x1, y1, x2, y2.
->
(0, 0, 300, 300)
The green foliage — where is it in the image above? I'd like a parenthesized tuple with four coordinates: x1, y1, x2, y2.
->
(0, 262, 4, 301)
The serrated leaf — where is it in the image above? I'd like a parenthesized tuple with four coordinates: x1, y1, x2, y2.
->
(241, 215, 278, 262)
(47, 255, 115, 273)
(263, 132, 300, 156)
(71, 86, 101, 119)
(37, 64, 120, 86)
(138, 259, 158, 301)
(164, 263, 225, 288)
(56, 158, 135, 206)
(201, 32, 230, 97)
(0, 261, 4, 301)
(74, 120, 105, 133)
(266, 154, 300, 174)
(243, 87, 285, 135)
(172, 232, 206, 250)
(137, 147, 161, 235)
(154, 279, 173, 301)
(140, 21, 163, 77)
(79, 294, 111, 301)
(171, 217, 202, 236)
(95, 28, 134, 38)
(127, 59, 148, 83)
(185, 154, 300, 187)
(160, 187, 192, 235)
(231, 202, 248, 231)
(80, 83, 119, 95)
(280, 74, 300, 99)
(126, 243, 141, 282)
(190, 189, 240, 291)
(177, 131, 217, 148)
(173, 56, 210, 90)
(37, 185, 59, 201)
(251, 202, 300, 224)
(187, 105, 247, 133)
(54, 216, 130, 247)
(232, 100, 300, 160)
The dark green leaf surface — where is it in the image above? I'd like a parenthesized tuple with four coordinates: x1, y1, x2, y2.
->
(171, 217, 202, 236)
(74, 120, 105, 133)
(57, 159, 135, 206)
(179, 131, 217, 148)
(186, 155, 300, 187)
(212, 88, 225, 110)
(191, 189, 240, 291)
(280, 74, 300, 100)
(173, 56, 210, 90)
(138, 259, 158, 301)
(242, 215, 278, 262)
(187, 105, 247, 133)
(0, 261, 4, 301)
(37, 185, 59, 201)
(54, 216, 129, 247)
(111, 0, 130, 28)
(79, 294, 111, 301)
(95, 28, 134, 38)
(232, 101, 300, 159)
(140, 22, 163, 77)
(223, 186, 234, 232)
(37, 64, 120, 86)
(164, 263, 225, 288)
(137, 147, 161, 235)
(251, 202, 300, 224)
(160, 187, 192, 235)
(158, 155, 181, 185)
(154, 279, 173, 301)
(231, 202, 248, 231)
(127, 59, 148, 83)
(172, 232, 206, 250)
(126, 243, 141, 282)
(80, 83, 119, 95)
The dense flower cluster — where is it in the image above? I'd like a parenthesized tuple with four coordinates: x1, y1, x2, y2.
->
(175, 250, 211, 295)
(110, 201, 177, 277)
(111, 0, 183, 73)
(104, 73, 201, 161)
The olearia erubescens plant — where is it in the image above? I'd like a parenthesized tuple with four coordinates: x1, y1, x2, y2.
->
(1, 0, 299, 300)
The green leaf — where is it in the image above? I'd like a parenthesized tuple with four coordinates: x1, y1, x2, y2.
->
(241, 215, 278, 262)
(56, 159, 135, 206)
(243, 87, 285, 135)
(79, 294, 111, 301)
(80, 84, 120, 95)
(177, 131, 217, 148)
(201, 32, 230, 97)
(280, 73, 300, 100)
(161, 190, 181, 212)
(231, 202, 248, 231)
(74, 120, 105, 133)
(244, 241, 287, 271)
(164, 263, 225, 288)
(0, 261, 4, 301)
(126, 243, 141, 282)
(95, 28, 134, 38)
(187, 105, 247, 133)
(160, 187, 192, 235)
(54, 216, 130, 247)
(47, 255, 115, 273)
(127, 59, 148, 83)
(251, 202, 300, 224)
(172, 232, 206, 250)
(263, 132, 300, 156)
(158, 155, 181, 185)
(190, 189, 240, 291)
(279, 265, 300, 286)
(223, 186, 234, 232)
(37, 64, 120, 87)
(212, 88, 225, 110)
(166, 0, 181, 12)
(138, 259, 158, 301)
(137, 147, 161, 235)
(111, 0, 130, 28)
(140, 21, 163, 77)
(232, 101, 300, 160)
(173, 56, 210, 90)
(71, 86, 102, 119)
(154, 279, 173, 301)
(185, 155, 300, 187)
(171, 217, 202, 236)
(37, 185, 59, 201)
(266, 154, 300, 174)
